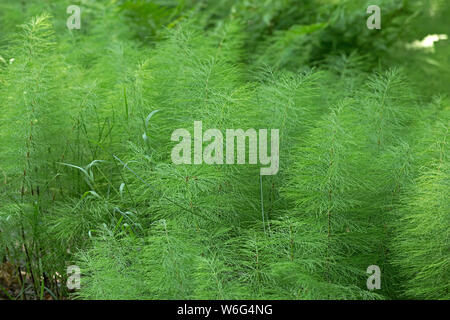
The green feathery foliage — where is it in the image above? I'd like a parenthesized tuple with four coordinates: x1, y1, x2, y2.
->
(392, 117, 449, 299)
(0, 0, 448, 300)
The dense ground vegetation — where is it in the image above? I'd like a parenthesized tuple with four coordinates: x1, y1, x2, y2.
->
(0, 0, 448, 300)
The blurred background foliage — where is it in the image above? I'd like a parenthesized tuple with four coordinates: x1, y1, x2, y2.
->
(2, 0, 447, 92)
(114, 0, 448, 71)
(0, 0, 448, 74)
